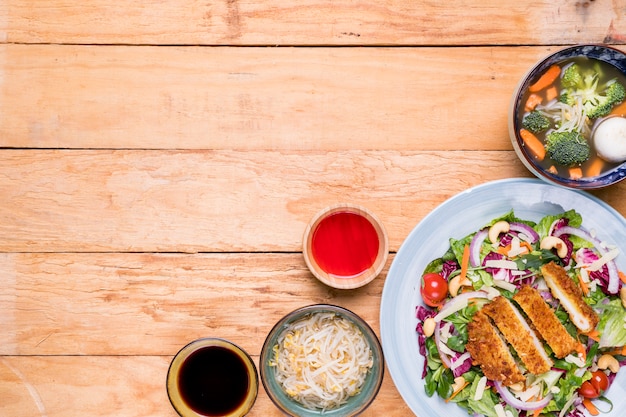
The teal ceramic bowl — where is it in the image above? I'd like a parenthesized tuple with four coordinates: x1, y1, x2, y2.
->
(259, 304, 384, 417)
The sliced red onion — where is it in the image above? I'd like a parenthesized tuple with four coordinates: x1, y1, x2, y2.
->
(494, 381, 553, 411)
(554, 225, 620, 294)
(510, 222, 539, 243)
(433, 320, 452, 368)
(469, 229, 488, 267)
(433, 291, 489, 322)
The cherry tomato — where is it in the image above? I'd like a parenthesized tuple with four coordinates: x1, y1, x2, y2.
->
(578, 371, 609, 399)
(578, 381, 600, 399)
(421, 273, 448, 307)
(590, 370, 610, 393)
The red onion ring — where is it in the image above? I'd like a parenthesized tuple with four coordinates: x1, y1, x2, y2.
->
(554, 225, 620, 294)
(494, 381, 552, 411)
(510, 222, 539, 243)
(433, 320, 452, 368)
(469, 229, 488, 267)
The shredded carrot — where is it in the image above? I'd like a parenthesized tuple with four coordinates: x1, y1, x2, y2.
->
(521, 241, 533, 254)
(519, 128, 546, 161)
(525, 93, 543, 111)
(529, 64, 561, 92)
(586, 157, 605, 178)
(582, 398, 600, 416)
(619, 271, 626, 284)
(606, 346, 626, 356)
(546, 86, 558, 101)
(578, 275, 590, 296)
(583, 329, 600, 342)
(533, 407, 545, 417)
(445, 380, 469, 403)
(576, 343, 587, 361)
(609, 99, 626, 117)
(569, 166, 583, 180)
(459, 244, 470, 285)
(497, 244, 512, 255)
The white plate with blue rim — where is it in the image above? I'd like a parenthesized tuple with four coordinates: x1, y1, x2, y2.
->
(380, 178, 626, 417)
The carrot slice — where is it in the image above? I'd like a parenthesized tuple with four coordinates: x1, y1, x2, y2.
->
(569, 166, 583, 180)
(525, 93, 543, 111)
(546, 86, 558, 101)
(459, 244, 470, 285)
(582, 398, 600, 416)
(586, 157, 605, 178)
(445, 380, 469, 403)
(519, 128, 546, 160)
(529, 64, 561, 92)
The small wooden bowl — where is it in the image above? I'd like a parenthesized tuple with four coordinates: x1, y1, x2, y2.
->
(303, 204, 388, 289)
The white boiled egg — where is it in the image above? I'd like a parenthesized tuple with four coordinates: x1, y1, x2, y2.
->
(593, 116, 626, 163)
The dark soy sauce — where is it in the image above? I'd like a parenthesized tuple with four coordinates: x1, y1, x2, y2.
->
(177, 345, 250, 416)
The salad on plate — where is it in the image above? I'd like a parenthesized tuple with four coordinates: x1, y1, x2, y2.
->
(416, 209, 625, 417)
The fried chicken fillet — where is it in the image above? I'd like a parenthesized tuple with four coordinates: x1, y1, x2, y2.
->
(482, 296, 553, 374)
(513, 285, 578, 358)
(466, 309, 525, 386)
(540, 262, 599, 334)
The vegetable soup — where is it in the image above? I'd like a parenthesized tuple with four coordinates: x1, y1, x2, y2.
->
(516, 56, 626, 180)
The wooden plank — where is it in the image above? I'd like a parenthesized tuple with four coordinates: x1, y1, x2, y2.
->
(0, 1, 623, 46)
(0, 355, 410, 416)
(0, 149, 554, 253)
(0, 252, 388, 356)
(5, 45, 626, 150)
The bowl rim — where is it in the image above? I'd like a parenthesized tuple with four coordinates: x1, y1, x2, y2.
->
(509, 43, 626, 189)
(302, 203, 389, 289)
(259, 304, 385, 417)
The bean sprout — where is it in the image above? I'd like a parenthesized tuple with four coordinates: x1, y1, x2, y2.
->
(269, 312, 373, 410)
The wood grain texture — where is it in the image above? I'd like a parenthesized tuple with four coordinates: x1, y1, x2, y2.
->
(0, 44, 624, 150)
(0, 252, 389, 356)
(2, 1, 626, 416)
(0, 149, 558, 253)
(1, 0, 624, 46)
(0, 355, 410, 416)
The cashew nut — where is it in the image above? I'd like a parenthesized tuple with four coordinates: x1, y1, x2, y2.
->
(620, 287, 626, 309)
(423, 317, 436, 338)
(449, 275, 472, 297)
(540, 236, 568, 258)
(488, 220, 510, 244)
(451, 376, 466, 392)
(449, 276, 463, 297)
(597, 354, 620, 373)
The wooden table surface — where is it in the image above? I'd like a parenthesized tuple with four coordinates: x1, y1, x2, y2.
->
(1, 2, 625, 416)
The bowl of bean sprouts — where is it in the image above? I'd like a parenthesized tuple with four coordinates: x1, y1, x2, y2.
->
(259, 304, 384, 417)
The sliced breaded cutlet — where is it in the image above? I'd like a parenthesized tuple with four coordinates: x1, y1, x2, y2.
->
(513, 285, 578, 358)
(482, 296, 553, 374)
(540, 261, 599, 334)
(466, 309, 525, 386)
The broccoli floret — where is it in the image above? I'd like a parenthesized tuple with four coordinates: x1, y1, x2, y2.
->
(559, 63, 625, 119)
(558, 90, 576, 106)
(522, 111, 550, 133)
(545, 131, 590, 166)
(606, 80, 625, 104)
(561, 64, 583, 89)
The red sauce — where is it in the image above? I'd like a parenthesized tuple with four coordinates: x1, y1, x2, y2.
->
(311, 211, 379, 277)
